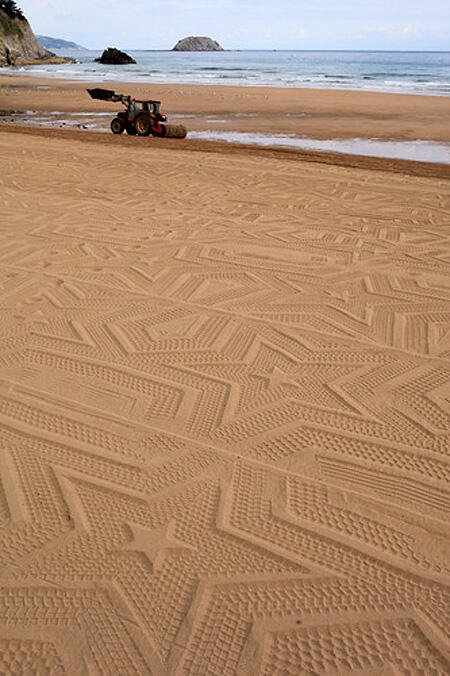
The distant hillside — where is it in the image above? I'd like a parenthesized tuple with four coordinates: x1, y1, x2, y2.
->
(37, 35, 86, 50)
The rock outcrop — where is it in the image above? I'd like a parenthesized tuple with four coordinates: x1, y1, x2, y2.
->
(95, 47, 136, 65)
(172, 36, 223, 51)
(0, 6, 67, 66)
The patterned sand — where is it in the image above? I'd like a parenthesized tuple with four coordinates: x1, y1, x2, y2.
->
(0, 127, 449, 675)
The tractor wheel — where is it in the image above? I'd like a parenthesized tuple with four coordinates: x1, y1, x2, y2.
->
(125, 123, 136, 135)
(111, 117, 125, 134)
(134, 114, 151, 136)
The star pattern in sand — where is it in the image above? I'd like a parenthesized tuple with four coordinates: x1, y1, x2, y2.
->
(120, 521, 195, 572)
(259, 366, 299, 389)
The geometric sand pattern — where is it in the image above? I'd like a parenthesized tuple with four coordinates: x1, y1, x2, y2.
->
(0, 131, 449, 674)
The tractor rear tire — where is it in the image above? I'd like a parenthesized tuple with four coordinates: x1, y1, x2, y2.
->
(111, 117, 125, 134)
(135, 114, 151, 136)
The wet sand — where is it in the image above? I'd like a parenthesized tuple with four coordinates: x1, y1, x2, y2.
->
(1, 74, 450, 141)
(0, 77, 449, 674)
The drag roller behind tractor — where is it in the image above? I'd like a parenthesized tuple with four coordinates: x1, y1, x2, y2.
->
(87, 88, 187, 139)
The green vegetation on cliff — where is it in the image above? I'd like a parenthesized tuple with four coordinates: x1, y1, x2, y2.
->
(0, 1, 25, 39)
(0, 9, 23, 38)
(0, 1, 24, 20)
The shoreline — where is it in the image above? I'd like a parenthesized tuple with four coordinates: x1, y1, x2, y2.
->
(5, 48, 450, 98)
(2, 123, 449, 180)
(4, 71, 450, 98)
(1, 74, 450, 146)
(11, 56, 75, 67)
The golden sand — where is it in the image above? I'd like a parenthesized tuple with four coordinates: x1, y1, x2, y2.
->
(0, 78, 449, 674)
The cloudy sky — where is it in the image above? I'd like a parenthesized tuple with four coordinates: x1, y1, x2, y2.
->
(18, 0, 450, 51)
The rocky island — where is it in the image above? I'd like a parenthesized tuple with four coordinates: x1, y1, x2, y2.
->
(95, 47, 136, 65)
(0, 1, 72, 66)
(172, 36, 223, 51)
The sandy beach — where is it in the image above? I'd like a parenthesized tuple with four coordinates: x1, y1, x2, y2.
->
(0, 77, 449, 674)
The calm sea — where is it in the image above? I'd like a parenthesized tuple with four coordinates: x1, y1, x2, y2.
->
(7, 50, 450, 96)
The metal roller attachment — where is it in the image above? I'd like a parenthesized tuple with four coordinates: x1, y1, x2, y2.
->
(162, 124, 187, 139)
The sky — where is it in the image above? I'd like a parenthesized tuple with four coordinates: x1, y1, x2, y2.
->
(17, 0, 450, 51)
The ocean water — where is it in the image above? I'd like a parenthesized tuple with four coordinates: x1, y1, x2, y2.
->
(6, 50, 450, 96)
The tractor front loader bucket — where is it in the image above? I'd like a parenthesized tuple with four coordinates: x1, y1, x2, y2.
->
(87, 88, 117, 101)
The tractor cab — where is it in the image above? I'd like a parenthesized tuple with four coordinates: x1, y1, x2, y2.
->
(121, 98, 167, 136)
(128, 100, 144, 118)
(128, 99, 163, 119)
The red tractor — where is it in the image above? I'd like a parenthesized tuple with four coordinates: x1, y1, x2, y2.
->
(87, 88, 187, 138)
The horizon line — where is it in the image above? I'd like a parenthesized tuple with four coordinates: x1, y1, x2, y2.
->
(55, 47, 450, 53)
